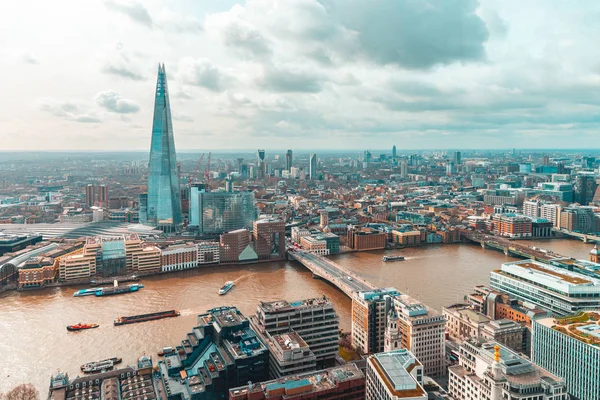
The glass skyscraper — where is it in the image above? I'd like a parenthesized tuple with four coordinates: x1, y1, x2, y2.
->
(146, 64, 182, 228)
(189, 188, 257, 234)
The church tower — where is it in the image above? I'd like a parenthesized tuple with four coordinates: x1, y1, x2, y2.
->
(590, 244, 600, 263)
(384, 307, 401, 352)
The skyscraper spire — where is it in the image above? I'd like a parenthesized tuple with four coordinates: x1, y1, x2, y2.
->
(145, 64, 182, 230)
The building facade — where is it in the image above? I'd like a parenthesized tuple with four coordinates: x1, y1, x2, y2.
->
(365, 349, 427, 400)
(189, 190, 257, 234)
(253, 219, 285, 260)
(146, 64, 182, 229)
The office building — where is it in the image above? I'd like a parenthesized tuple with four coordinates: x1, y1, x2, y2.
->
(560, 205, 598, 233)
(533, 312, 599, 400)
(252, 297, 339, 367)
(253, 218, 285, 260)
(189, 190, 257, 234)
(492, 214, 532, 238)
(453, 151, 462, 165)
(385, 294, 446, 377)
(97, 184, 108, 205)
(220, 229, 253, 263)
(146, 64, 182, 229)
(257, 149, 266, 178)
(285, 149, 293, 171)
(491, 259, 600, 315)
(309, 153, 317, 180)
(365, 349, 427, 400)
(352, 288, 399, 355)
(400, 160, 408, 178)
(158, 306, 269, 399)
(263, 331, 317, 379)
(347, 227, 387, 251)
(574, 173, 598, 205)
(448, 340, 567, 400)
(392, 145, 397, 159)
(160, 243, 198, 272)
(85, 184, 95, 207)
(229, 363, 365, 400)
(540, 203, 561, 227)
(198, 241, 220, 264)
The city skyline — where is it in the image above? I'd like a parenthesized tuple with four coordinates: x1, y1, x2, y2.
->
(2, 1, 600, 150)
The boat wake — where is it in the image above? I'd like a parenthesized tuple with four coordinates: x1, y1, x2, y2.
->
(233, 273, 255, 284)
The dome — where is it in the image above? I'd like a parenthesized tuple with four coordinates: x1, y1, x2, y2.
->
(590, 245, 599, 255)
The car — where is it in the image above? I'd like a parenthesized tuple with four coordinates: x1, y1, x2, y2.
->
(347, 276, 353, 281)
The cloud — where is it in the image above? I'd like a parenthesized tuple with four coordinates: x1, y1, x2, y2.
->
(179, 58, 231, 92)
(104, 0, 153, 28)
(101, 63, 145, 81)
(22, 52, 39, 65)
(173, 112, 194, 122)
(319, 0, 489, 69)
(156, 11, 203, 34)
(38, 99, 102, 123)
(258, 64, 325, 93)
(94, 91, 140, 113)
(206, 9, 271, 59)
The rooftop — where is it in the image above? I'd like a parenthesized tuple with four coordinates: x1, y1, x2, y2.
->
(538, 311, 600, 347)
(259, 296, 333, 313)
(370, 349, 425, 398)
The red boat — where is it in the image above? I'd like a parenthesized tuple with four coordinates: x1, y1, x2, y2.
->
(67, 323, 99, 332)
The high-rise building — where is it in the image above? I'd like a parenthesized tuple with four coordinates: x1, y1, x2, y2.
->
(399, 160, 408, 178)
(449, 340, 567, 400)
(309, 153, 317, 180)
(253, 218, 285, 260)
(490, 259, 600, 316)
(454, 150, 462, 165)
(365, 349, 427, 400)
(533, 312, 599, 400)
(352, 288, 399, 355)
(85, 184, 95, 207)
(252, 297, 339, 367)
(392, 145, 397, 159)
(285, 149, 293, 171)
(574, 173, 598, 205)
(146, 64, 182, 229)
(189, 188, 257, 235)
(385, 294, 447, 377)
(257, 149, 266, 179)
(97, 185, 108, 206)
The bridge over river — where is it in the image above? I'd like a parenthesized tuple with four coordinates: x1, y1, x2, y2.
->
(288, 249, 377, 297)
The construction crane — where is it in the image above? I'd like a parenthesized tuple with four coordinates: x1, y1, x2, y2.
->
(188, 153, 205, 184)
(205, 152, 212, 188)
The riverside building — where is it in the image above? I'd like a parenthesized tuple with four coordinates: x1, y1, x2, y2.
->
(352, 288, 399, 355)
(252, 297, 339, 368)
(533, 312, 600, 400)
(448, 340, 568, 400)
(490, 259, 600, 316)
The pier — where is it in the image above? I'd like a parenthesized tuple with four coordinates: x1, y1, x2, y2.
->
(460, 231, 566, 262)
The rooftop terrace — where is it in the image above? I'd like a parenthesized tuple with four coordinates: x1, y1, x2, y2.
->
(259, 296, 333, 313)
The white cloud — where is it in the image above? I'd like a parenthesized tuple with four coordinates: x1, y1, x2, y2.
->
(95, 91, 140, 114)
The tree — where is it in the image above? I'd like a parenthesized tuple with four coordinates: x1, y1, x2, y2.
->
(3, 384, 39, 400)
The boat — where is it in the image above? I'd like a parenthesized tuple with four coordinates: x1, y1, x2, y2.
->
(218, 281, 234, 295)
(95, 282, 144, 297)
(80, 357, 121, 373)
(158, 347, 175, 357)
(382, 255, 405, 262)
(66, 323, 99, 331)
(73, 288, 99, 297)
(114, 310, 180, 326)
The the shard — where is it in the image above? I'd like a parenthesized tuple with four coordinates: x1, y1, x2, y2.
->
(145, 64, 182, 229)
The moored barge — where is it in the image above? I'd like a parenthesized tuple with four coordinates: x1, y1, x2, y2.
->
(114, 310, 180, 326)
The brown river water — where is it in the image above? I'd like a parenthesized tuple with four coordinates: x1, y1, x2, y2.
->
(0, 239, 593, 393)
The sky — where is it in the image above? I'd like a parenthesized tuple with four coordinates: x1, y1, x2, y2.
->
(1, 0, 599, 151)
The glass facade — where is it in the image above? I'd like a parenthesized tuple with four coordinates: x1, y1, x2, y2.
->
(146, 64, 182, 228)
(190, 190, 257, 234)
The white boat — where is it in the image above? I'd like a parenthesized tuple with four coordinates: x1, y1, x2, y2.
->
(218, 281, 234, 295)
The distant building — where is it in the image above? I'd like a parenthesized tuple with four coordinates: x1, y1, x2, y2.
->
(492, 214, 532, 238)
(285, 149, 293, 171)
(189, 190, 257, 234)
(309, 154, 317, 180)
(453, 151, 462, 165)
(533, 312, 599, 400)
(560, 205, 598, 233)
(448, 340, 567, 400)
(229, 363, 365, 400)
(347, 227, 387, 251)
(392, 145, 397, 159)
(574, 173, 598, 205)
(160, 243, 198, 272)
(365, 349, 427, 400)
(220, 229, 253, 263)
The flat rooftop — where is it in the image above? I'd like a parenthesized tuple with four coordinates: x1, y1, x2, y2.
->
(538, 312, 600, 346)
(370, 349, 425, 398)
(272, 332, 309, 351)
(259, 297, 333, 313)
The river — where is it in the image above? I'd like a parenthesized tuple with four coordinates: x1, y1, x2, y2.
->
(0, 238, 594, 393)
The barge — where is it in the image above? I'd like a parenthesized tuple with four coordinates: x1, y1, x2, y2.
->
(382, 255, 405, 262)
(114, 310, 180, 326)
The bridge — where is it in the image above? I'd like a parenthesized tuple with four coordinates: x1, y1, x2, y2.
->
(461, 231, 567, 262)
(554, 229, 600, 243)
(288, 249, 377, 297)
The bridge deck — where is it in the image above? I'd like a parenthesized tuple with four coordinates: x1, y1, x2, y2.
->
(289, 250, 376, 297)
